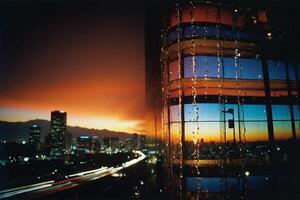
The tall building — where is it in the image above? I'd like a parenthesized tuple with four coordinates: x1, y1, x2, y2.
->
(92, 136, 101, 153)
(28, 125, 41, 152)
(132, 134, 146, 150)
(48, 110, 67, 156)
(102, 137, 119, 152)
(110, 137, 119, 152)
(132, 133, 139, 149)
(102, 137, 110, 150)
(146, 1, 300, 199)
(77, 136, 92, 151)
(64, 132, 72, 153)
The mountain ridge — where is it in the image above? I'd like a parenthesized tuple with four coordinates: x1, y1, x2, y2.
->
(0, 119, 136, 142)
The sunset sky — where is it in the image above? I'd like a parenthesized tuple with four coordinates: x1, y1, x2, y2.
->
(0, 1, 146, 133)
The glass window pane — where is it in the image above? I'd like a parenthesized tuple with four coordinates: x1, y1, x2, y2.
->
(288, 63, 296, 81)
(169, 30, 178, 44)
(268, 60, 287, 80)
(244, 122, 268, 142)
(293, 105, 300, 120)
(183, 57, 193, 78)
(224, 104, 238, 120)
(242, 105, 267, 121)
(184, 104, 199, 122)
(170, 105, 180, 122)
(239, 58, 263, 80)
(220, 29, 235, 40)
(184, 25, 217, 38)
(273, 121, 293, 140)
(185, 122, 221, 143)
(295, 121, 300, 139)
(184, 56, 219, 78)
(169, 60, 179, 81)
(170, 123, 182, 159)
(184, 103, 220, 122)
(223, 57, 236, 79)
(199, 103, 220, 121)
(272, 105, 291, 120)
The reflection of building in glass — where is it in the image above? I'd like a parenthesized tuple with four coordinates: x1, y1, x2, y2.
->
(157, 1, 300, 199)
(48, 110, 67, 156)
(28, 125, 41, 152)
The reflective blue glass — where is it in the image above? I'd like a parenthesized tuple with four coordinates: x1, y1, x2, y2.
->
(272, 105, 291, 120)
(184, 56, 219, 78)
(288, 63, 296, 81)
(239, 58, 263, 79)
(242, 105, 267, 121)
(268, 60, 287, 80)
(185, 56, 263, 80)
(224, 57, 263, 79)
(223, 57, 236, 79)
(183, 25, 261, 41)
(293, 105, 300, 120)
(169, 30, 178, 43)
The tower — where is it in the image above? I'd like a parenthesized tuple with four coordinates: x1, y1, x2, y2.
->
(49, 110, 67, 156)
(28, 125, 41, 153)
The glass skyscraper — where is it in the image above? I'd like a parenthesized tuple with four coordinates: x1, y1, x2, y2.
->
(49, 110, 67, 156)
(156, 1, 300, 199)
(29, 125, 41, 152)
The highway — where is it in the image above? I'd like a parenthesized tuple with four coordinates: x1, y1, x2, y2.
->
(0, 151, 146, 199)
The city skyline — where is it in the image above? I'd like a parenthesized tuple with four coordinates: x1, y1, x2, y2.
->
(0, 1, 146, 134)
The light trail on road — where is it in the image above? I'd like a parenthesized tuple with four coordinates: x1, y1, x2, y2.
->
(0, 151, 146, 199)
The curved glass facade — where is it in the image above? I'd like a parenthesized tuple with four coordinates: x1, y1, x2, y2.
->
(161, 2, 300, 199)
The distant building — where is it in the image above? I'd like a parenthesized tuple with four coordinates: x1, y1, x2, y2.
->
(48, 110, 67, 156)
(102, 137, 119, 152)
(77, 136, 92, 151)
(64, 132, 72, 153)
(132, 134, 139, 150)
(92, 136, 101, 153)
(132, 134, 146, 150)
(126, 138, 133, 150)
(110, 137, 119, 151)
(138, 135, 146, 150)
(102, 137, 110, 150)
(28, 125, 41, 152)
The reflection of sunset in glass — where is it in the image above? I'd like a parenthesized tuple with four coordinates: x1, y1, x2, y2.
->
(273, 121, 293, 140)
(169, 103, 297, 143)
(185, 122, 220, 143)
